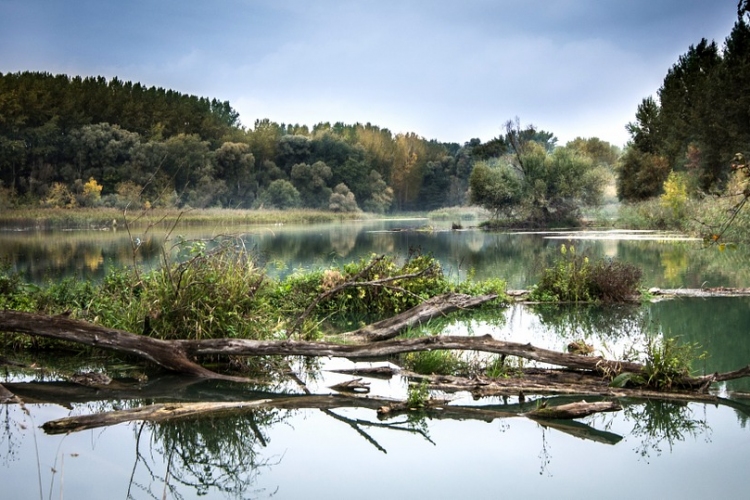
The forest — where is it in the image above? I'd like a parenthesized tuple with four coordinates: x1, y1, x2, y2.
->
(619, 2, 750, 201)
(0, 71, 618, 220)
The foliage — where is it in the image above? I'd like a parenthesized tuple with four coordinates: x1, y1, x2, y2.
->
(470, 120, 606, 226)
(256, 179, 301, 209)
(530, 244, 641, 303)
(659, 171, 689, 221)
(469, 160, 522, 218)
(611, 337, 706, 390)
(328, 183, 360, 212)
(642, 337, 706, 389)
(406, 380, 430, 408)
(617, 147, 670, 201)
(403, 350, 467, 376)
(138, 240, 273, 341)
(620, 10, 750, 199)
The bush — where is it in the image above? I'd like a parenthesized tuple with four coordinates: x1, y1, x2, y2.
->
(531, 244, 642, 303)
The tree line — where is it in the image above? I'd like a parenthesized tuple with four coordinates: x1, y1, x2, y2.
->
(619, 1, 750, 201)
(0, 71, 621, 218)
(0, 72, 471, 212)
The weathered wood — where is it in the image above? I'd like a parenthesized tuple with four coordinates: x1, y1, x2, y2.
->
(328, 366, 399, 379)
(3, 310, 750, 394)
(343, 293, 499, 342)
(525, 400, 622, 420)
(329, 378, 370, 393)
(0, 310, 238, 380)
(178, 334, 647, 376)
(0, 384, 17, 404)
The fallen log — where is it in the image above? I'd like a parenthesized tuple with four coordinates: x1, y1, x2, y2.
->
(525, 400, 622, 420)
(343, 293, 498, 342)
(0, 310, 238, 381)
(3, 310, 750, 392)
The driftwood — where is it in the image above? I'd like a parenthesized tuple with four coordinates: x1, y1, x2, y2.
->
(525, 400, 622, 419)
(343, 293, 498, 342)
(0, 293, 495, 381)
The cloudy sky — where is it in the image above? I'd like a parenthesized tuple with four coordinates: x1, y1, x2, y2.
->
(0, 1, 741, 146)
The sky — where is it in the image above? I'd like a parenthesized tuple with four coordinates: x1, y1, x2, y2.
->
(0, 0, 741, 147)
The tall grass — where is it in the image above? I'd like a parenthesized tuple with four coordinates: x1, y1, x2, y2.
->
(0, 207, 371, 230)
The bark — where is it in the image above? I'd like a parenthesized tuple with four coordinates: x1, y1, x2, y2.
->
(177, 334, 646, 376)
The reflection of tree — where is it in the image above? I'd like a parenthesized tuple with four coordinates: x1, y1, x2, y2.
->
(532, 303, 646, 342)
(329, 224, 360, 258)
(622, 400, 710, 461)
(128, 410, 286, 499)
(0, 405, 24, 467)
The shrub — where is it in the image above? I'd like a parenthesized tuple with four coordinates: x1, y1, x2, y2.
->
(531, 244, 642, 303)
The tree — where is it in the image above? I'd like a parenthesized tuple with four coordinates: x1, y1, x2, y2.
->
(363, 170, 394, 213)
(469, 160, 523, 218)
(256, 179, 301, 209)
(290, 161, 333, 208)
(617, 147, 670, 201)
(214, 142, 256, 207)
(78, 177, 103, 207)
(329, 183, 360, 212)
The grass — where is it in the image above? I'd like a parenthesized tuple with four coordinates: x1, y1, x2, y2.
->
(0, 207, 372, 229)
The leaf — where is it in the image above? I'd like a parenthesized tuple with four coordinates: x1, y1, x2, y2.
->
(609, 372, 640, 388)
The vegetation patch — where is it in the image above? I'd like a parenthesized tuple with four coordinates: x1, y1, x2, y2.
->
(530, 244, 642, 303)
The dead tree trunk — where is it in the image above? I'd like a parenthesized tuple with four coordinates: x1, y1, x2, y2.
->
(0, 310, 240, 381)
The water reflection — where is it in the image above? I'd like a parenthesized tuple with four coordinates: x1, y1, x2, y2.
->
(2, 391, 747, 499)
(5, 223, 750, 289)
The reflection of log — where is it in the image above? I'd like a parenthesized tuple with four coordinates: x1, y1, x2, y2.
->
(526, 401, 622, 420)
(535, 419, 623, 445)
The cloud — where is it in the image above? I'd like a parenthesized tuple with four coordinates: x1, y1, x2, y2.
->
(0, 0, 741, 146)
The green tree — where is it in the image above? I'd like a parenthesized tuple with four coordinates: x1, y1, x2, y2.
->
(256, 179, 301, 209)
(617, 147, 670, 201)
(362, 170, 394, 213)
(469, 160, 523, 218)
(214, 141, 257, 207)
(290, 161, 333, 208)
(329, 183, 360, 212)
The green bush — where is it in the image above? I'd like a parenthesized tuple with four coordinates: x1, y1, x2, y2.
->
(531, 245, 642, 303)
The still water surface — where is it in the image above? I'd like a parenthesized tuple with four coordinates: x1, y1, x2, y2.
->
(2, 221, 750, 499)
(1, 218, 747, 289)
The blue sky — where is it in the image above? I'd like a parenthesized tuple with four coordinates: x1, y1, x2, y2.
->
(0, 0, 740, 146)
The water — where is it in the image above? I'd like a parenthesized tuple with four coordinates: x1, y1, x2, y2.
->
(2, 221, 750, 499)
(2, 220, 747, 289)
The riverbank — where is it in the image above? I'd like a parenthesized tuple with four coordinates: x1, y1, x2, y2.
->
(0, 207, 377, 230)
